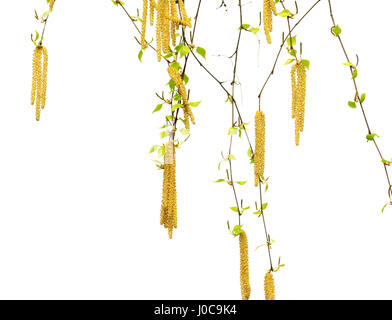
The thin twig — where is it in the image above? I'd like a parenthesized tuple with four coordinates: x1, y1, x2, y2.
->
(327, 0, 392, 200)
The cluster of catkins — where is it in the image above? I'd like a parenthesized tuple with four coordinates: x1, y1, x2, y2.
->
(291, 61, 307, 145)
(141, 0, 191, 61)
(31, 45, 48, 121)
(239, 231, 276, 300)
(160, 141, 177, 239)
(263, 0, 277, 44)
(167, 65, 195, 130)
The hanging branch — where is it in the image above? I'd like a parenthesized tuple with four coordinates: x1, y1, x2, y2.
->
(257, 0, 322, 109)
(327, 0, 392, 211)
(114, 0, 203, 238)
(30, 0, 56, 121)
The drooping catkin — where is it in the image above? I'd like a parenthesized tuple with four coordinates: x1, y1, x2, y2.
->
(162, 0, 171, 54)
(149, 0, 156, 26)
(254, 111, 265, 187)
(141, 0, 148, 49)
(31, 45, 48, 121)
(167, 65, 195, 130)
(291, 62, 307, 146)
(264, 272, 275, 300)
(239, 231, 251, 300)
(291, 63, 297, 119)
(263, 0, 277, 44)
(41, 46, 48, 110)
(169, 0, 178, 46)
(156, 0, 163, 61)
(160, 141, 177, 239)
(31, 47, 40, 106)
(177, 0, 191, 28)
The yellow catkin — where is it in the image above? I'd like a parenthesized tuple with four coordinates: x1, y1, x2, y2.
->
(291, 63, 298, 119)
(167, 65, 195, 130)
(35, 47, 43, 121)
(263, 0, 277, 44)
(264, 272, 275, 300)
(155, 0, 163, 61)
(31, 47, 40, 106)
(269, 0, 278, 16)
(254, 111, 265, 187)
(263, 0, 272, 44)
(291, 62, 307, 146)
(149, 0, 156, 26)
(160, 141, 177, 239)
(239, 232, 251, 300)
(41, 46, 48, 110)
(169, 0, 178, 46)
(177, 0, 191, 28)
(49, 0, 55, 10)
(297, 63, 307, 133)
(141, 0, 148, 49)
(162, 0, 170, 54)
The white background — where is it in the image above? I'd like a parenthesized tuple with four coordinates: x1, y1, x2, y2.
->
(0, 0, 391, 300)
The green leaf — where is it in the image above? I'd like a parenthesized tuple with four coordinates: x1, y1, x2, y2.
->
(149, 145, 159, 153)
(382, 159, 392, 166)
(171, 103, 182, 111)
(168, 79, 175, 90)
(174, 43, 184, 53)
(228, 154, 236, 160)
(360, 93, 366, 103)
(160, 131, 169, 139)
(279, 9, 292, 17)
(348, 101, 357, 109)
(343, 62, 355, 67)
(138, 50, 143, 62)
(235, 181, 247, 186)
(240, 24, 250, 30)
(228, 127, 238, 136)
(189, 101, 201, 107)
(262, 203, 268, 210)
(214, 179, 225, 183)
(284, 58, 295, 65)
(179, 45, 190, 58)
(170, 61, 181, 71)
(286, 36, 296, 47)
(163, 52, 174, 59)
(196, 47, 206, 59)
(352, 69, 358, 79)
(331, 25, 342, 37)
(153, 104, 163, 113)
(158, 145, 165, 158)
(179, 128, 189, 135)
(232, 225, 244, 236)
(366, 133, 379, 141)
(249, 27, 260, 35)
(230, 207, 239, 212)
(301, 59, 310, 70)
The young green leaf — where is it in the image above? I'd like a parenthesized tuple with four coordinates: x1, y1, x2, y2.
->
(196, 47, 206, 59)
